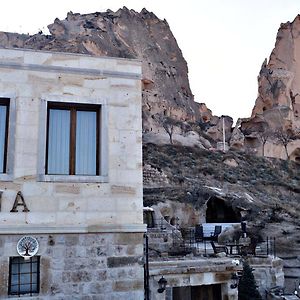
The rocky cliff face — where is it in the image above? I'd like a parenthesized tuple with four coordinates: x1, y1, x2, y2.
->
(0, 8, 233, 148)
(1, 7, 300, 290)
(238, 15, 300, 161)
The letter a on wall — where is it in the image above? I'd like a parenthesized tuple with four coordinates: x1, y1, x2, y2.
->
(10, 191, 30, 212)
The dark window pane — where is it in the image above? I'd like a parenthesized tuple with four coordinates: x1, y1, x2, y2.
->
(11, 274, 19, 286)
(20, 273, 31, 284)
(31, 262, 38, 272)
(10, 284, 19, 293)
(19, 284, 32, 293)
(0, 105, 7, 173)
(47, 109, 70, 174)
(9, 257, 40, 295)
(11, 263, 19, 274)
(75, 111, 97, 175)
(19, 262, 31, 273)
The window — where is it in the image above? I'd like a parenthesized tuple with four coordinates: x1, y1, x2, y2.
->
(46, 102, 100, 176)
(9, 256, 40, 296)
(0, 98, 9, 174)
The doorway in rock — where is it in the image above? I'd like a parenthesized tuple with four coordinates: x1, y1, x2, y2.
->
(170, 284, 222, 300)
(206, 197, 241, 223)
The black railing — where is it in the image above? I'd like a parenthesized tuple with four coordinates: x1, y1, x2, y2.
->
(255, 237, 276, 257)
(169, 229, 192, 256)
(178, 228, 277, 258)
(146, 219, 278, 259)
(143, 234, 150, 300)
(145, 217, 180, 230)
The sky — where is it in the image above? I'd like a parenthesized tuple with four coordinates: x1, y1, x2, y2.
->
(0, 1, 300, 121)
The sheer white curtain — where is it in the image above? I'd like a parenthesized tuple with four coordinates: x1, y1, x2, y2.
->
(0, 105, 6, 173)
(47, 109, 70, 174)
(76, 111, 96, 175)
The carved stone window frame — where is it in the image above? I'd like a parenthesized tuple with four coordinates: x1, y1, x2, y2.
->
(0, 93, 16, 182)
(37, 95, 109, 183)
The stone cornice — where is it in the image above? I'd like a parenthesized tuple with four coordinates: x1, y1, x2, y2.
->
(0, 61, 141, 80)
(0, 223, 146, 234)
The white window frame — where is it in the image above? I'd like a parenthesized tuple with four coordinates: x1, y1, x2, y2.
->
(37, 96, 108, 183)
(0, 93, 16, 181)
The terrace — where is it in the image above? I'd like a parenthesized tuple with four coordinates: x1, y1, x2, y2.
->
(144, 208, 283, 300)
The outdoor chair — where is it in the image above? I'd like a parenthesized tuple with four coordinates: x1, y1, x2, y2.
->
(210, 241, 228, 255)
(210, 225, 222, 241)
(195, 225, 204, 242)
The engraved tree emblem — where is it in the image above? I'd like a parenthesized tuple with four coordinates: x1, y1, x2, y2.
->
(17, 236, 39, 258)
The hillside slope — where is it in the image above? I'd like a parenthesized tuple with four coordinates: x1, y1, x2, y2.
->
(143, 143, 300, 255)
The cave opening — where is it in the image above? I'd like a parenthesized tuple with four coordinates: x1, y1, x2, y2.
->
(290, 148, 300, 164)
(206, 197, 241, 223)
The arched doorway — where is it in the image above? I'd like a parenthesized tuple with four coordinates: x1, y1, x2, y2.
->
(206, 197, 241, 223)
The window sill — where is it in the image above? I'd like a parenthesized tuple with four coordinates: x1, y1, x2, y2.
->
(37, 174, 108, 183)
(0, 174, 13, 181)
(8, 294, 39, 299)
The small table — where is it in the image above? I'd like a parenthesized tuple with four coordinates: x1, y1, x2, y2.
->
(226, 243, 244, 255)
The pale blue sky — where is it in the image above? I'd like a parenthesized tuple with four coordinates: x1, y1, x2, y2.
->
(1, 1, 300, 121)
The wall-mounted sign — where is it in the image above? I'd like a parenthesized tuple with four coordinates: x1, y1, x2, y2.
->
(10, 191, 30, 212)
(17, 236, 39, 258)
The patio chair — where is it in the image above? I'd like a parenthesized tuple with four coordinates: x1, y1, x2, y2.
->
(195, 225, 204, 243)
(210, 225, 222, 241)
(210, 241, 228, 255)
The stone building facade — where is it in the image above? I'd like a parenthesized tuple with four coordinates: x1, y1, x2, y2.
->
(0, 48, 144, 299)
(148, 256, 284, 300)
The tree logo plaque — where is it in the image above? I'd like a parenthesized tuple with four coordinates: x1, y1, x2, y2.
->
(16, 236, 39, 258)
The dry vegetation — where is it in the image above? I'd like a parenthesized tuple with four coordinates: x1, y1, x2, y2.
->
(143, 143, 300, 255)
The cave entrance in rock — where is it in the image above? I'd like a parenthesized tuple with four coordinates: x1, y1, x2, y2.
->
(290, 148, 300, 164)
(206, 197, 241, 223)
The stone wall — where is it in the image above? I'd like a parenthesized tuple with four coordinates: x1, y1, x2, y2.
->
(148, 258, 239, 300)
(0, 48, 143, 232)
(147, 256, 284, 300)
(249, 257, 285, 298)
(0, 232, 144, 299)
(143, 164, 169, 187)
(0, 48, 144, 298)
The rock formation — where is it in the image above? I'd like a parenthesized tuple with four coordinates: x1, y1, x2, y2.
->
(0, 8, 232, 148)
(238, 15, 300, 160)
(1, 7, 300, 292)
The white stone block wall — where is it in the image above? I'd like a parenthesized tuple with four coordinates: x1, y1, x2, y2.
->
(148, 258, 239, 300)
(0, 48, 144, 234)
(0, 232, 145, 299)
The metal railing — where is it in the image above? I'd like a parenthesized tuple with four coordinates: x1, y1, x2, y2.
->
(146, 219, 277, 258)
(169, 229, 192, 256)
(178, 228, 277, 258)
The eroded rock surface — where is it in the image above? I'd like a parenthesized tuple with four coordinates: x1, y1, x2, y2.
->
(239, 15, 300, 160)
(0, 8, 234, 148)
